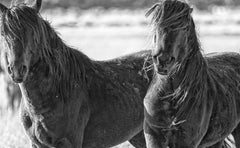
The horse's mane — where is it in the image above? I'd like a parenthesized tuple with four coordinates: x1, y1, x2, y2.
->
(1, 3, 94, 101)
(146, 0, 217, 123)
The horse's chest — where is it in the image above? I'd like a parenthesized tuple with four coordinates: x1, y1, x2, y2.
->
(145, 97, 177, 129)
(21, 96, 66, 146)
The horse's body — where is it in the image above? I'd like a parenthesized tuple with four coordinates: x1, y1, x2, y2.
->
(145, 52, 240, 148)
(20, 50, 150, 148)
(143, 0, 240, 147)
(0, 1, 153, 147)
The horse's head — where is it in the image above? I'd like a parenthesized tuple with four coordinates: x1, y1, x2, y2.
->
(0, 0, 42, 83)
(147, 0, 194, 75)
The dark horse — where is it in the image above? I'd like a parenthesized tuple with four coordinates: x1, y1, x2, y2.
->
(143, 0, 240, 148)
(0, 0, 152, 147)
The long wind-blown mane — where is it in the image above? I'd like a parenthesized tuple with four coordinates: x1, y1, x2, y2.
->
(1, 3, 94, 100)
(146, 0, 218, 121)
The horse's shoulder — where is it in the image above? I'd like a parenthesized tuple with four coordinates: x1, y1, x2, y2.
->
(205, 52, 240, 70)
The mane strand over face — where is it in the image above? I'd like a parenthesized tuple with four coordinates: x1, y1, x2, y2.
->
(145, 0, 202, 70)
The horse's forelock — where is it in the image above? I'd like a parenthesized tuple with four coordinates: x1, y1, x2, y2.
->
(1, 4, 42, 48)
(147, 0, 192, 31)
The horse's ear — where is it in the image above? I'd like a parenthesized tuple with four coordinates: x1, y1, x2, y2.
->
(32, 0, 42, 13)
(145, 3, 160, 17)
(0, 3, 7, 15)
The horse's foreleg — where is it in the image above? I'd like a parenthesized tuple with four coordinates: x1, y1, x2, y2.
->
(55, 138, 73, 148)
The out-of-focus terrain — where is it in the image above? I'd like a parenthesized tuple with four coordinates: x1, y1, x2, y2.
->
(0, 1, 239, 147)
(43, 8, 240, 60)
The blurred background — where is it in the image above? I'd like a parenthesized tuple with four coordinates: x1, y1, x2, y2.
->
(0, 0, 239, 147)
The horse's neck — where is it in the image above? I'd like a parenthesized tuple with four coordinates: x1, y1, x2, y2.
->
(171, 51, 208, 90)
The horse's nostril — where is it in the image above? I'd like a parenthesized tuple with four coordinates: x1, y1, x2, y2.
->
(166, 57, 175, 64)
(7, 66, 12, 74)
(21, 65, 27, 75)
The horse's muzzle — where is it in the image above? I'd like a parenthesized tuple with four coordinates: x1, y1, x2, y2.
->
(8, 64, 28, 83)
(154, 56, 175, 75)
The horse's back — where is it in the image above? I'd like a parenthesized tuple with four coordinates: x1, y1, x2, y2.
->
(100, 50, 153, 98)
(206, 51, 240, 114)
(206, 52, 240, 74)
(102, 50, 152, 75)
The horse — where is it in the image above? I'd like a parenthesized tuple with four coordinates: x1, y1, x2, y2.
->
(143, 0, 240, 148)
(0, 0, 153, 147)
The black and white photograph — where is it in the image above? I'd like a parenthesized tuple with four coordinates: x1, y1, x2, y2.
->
(0, 0, 239, 147)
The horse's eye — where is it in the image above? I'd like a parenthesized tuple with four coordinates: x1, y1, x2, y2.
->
(153, 54, 158, 59)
